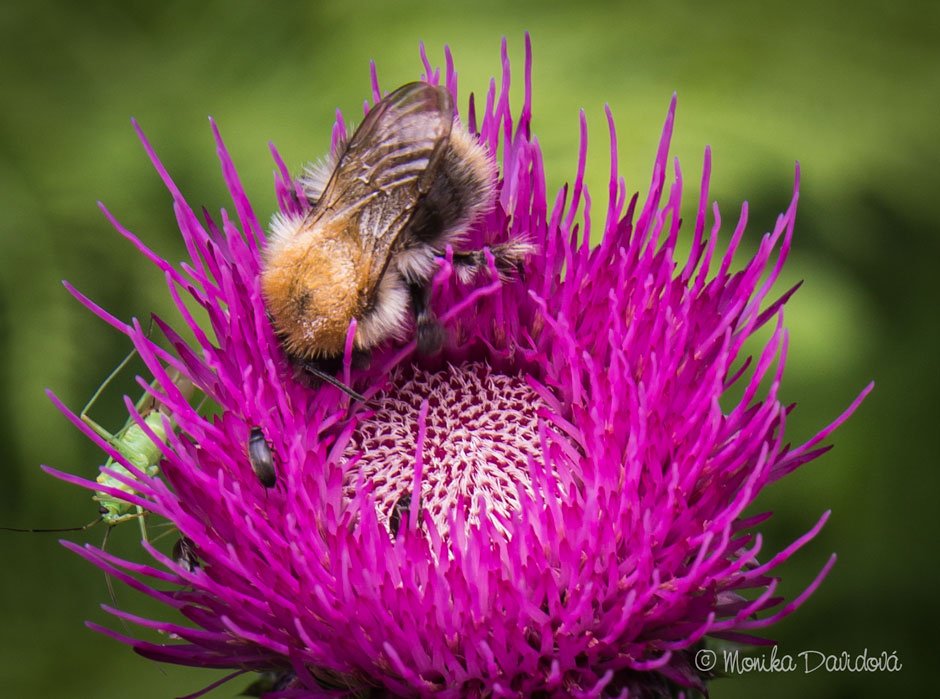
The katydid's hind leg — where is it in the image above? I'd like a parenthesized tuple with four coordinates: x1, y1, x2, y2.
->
(409, 282, 444, 355)
(80, 414, 115, 448)
(147, 521, 179, 546)
(99, 525, 137, 645)
(80, 318, 156, 439)
(80, 351, 136, 443)
(129, 317, 160, 415)
(135, 505, 149, 542)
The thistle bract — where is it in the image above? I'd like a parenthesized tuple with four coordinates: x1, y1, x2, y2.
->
(49, 37, 871, 698)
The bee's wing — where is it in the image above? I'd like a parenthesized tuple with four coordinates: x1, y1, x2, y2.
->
(315, 82, 454, 287)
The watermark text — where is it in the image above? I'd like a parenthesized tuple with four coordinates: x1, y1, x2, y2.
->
(693, 646, 902, 675)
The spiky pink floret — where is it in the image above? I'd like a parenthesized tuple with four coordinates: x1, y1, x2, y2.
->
(50, 35, 871, 698)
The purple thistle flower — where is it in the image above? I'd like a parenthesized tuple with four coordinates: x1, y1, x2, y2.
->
(48, 36, 871, 698)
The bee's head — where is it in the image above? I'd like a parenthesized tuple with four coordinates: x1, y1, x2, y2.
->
(261, 213, 364, 360)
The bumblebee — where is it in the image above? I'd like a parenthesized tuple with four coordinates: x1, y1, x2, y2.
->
(262, 81, 531, 379)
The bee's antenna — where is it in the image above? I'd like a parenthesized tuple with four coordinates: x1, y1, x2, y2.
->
(304, 365, 367, 403)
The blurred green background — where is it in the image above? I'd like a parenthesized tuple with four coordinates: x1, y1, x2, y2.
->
(0, 1, 936, 697)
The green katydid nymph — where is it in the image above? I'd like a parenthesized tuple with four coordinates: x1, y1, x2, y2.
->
(3, 344, 196, 540)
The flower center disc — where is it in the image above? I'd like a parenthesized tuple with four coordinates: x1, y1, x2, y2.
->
(344, 361, 550, 537)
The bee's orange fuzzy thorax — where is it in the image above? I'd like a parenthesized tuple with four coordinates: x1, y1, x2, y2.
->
(261, 216, 365, 360)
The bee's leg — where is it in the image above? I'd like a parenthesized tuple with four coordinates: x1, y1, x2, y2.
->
(452, 239, 535, 282)
(409, 282, 444, 355)
(298, 356, 340, 379)
(295, 357, 366, 401)
(351, 349, 372, 370)
(450, 249, 485, 280)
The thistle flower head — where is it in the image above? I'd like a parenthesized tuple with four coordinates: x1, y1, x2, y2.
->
(49, 37, 871, 698)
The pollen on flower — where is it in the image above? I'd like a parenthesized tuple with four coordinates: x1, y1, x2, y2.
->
(344, 361, 558, 538)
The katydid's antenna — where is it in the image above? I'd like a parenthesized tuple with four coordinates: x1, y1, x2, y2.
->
(0, 511, 105, 533)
